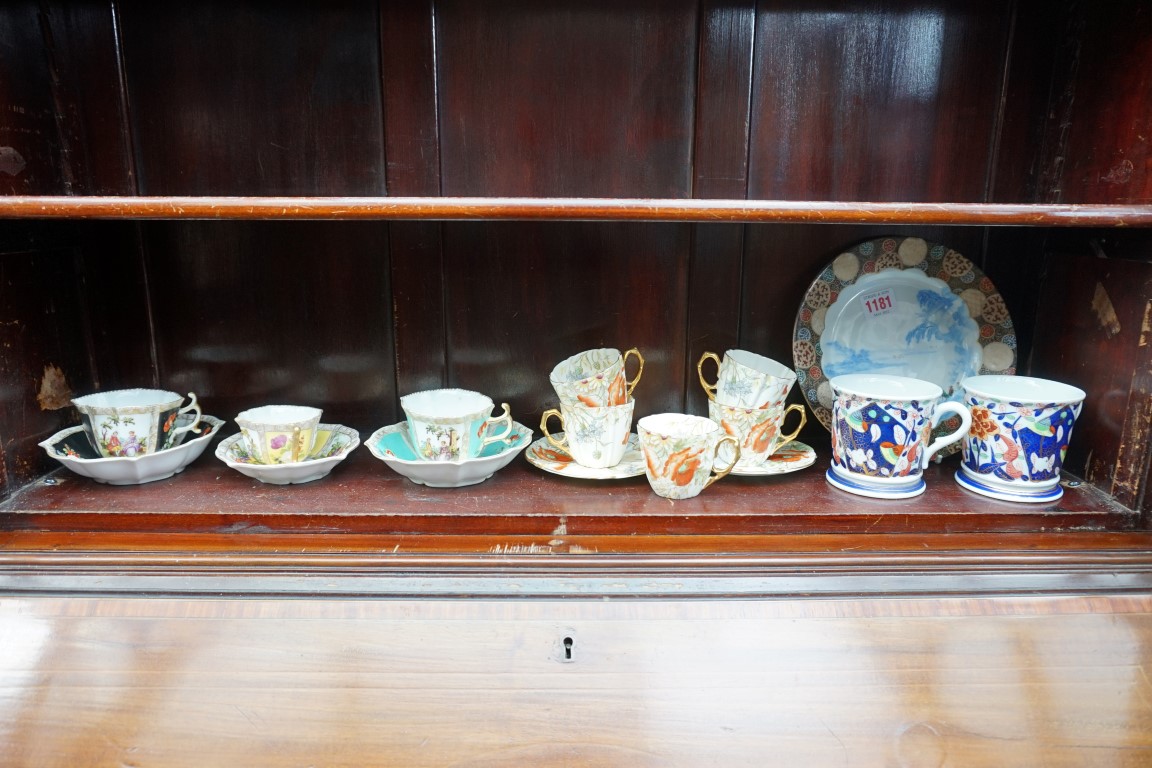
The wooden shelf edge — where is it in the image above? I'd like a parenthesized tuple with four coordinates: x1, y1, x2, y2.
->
(2, 196, 1152, 226)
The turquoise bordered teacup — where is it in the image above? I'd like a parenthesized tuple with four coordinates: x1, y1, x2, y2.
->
(401, 389, 512, 462)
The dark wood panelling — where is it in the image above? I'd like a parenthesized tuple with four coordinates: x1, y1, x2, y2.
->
(1058, 1, 1152, 204)
(0, 3, 65, 195)
(1031, 250, 1152, 510)
(748, 0, 1012, 202)
(118, 1, 386, 195)
(440, 221, 690, 423)
(435, 0, 697, 197)
(142, 221, 395, 429)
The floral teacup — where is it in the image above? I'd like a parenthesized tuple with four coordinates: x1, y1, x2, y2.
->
(235, 405, 323, 465)
(708, 398, 806, 469)
(550, 347, 644, 407)
(540, 399, 634, 469)
(637, 413, 739, 500)
(697, 349, 797, 408)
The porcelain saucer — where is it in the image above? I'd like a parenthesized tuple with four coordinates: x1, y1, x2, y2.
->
(716, 440, 818, 476)
(824, 466, 926, 499)
(954, 469, 1063, 504)
(216, 423, 360, 485)
(366, 421, 532, 488)
(40, 415, 224, 485)
(525, 433, 646, 480)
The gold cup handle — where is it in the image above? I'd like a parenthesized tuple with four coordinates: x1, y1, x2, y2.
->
(696, 351, 721, 401)
(622, 347, 645, 398)
(776, 403, 808, 448)
(540, 408, 568, 450)
(702, 436, 740, 491)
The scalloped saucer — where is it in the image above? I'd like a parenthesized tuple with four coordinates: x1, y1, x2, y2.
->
(40, 415, 224, 485)
(216, 423, 359, 485)
(525, 433, 646, 480)
(366, 421, 531, 488)
(719, 440, 818, 476)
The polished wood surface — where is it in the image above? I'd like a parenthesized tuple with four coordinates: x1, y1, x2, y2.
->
(2, 594, 1151, 766)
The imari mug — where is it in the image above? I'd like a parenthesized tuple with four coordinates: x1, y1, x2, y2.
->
(956, 375, 1085, 503)
(637, 413, 740, 500)
(550, 347, 644, 407)
(401, 389, 512, 462)
(540, 399, 634, 469)
(235, 405, 323, 465)
(72, 388, 202, 458)
(697, 349, 797, 408)
(827, 374, 971, 499)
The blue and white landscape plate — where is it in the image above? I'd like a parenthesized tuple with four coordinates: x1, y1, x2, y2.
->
(794, 236, 1017, 456)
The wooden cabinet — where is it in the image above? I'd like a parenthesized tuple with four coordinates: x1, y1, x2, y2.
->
(2, 0, 1152, 596)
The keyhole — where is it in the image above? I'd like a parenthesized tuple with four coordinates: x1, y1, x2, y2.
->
(563, 636, 574, 660)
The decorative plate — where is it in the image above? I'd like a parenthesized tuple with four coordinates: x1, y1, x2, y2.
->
(717, 440, 818, 477)
(40, 415, 223, 485)
(215, 423, 360, 485)
(525, 433, 646, 480)
(794, 236, 1016, 456)
(365, 421, 531, 488)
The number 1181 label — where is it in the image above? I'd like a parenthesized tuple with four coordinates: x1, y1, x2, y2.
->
(860, 288, 895, 317)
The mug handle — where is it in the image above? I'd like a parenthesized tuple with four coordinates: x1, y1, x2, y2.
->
(540, 408, 568, 450)
(702, 436, 741, 491)
(696, 351, 721, 401)
(622, 347, 645, 398)
(480, 403, 514, 448)
(921, 401, 972, 467)
(169, 392, 203, 438)
(775, 403, 808, 447)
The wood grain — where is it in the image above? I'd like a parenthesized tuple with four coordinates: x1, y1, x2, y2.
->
(1, 594, 1150, 766)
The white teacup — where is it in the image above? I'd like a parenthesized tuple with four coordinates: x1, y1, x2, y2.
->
(637, 413, 740, 500)
(708, 399, 807, 469)
(957, 375, 1086, 502)
(401, 389, 512, 461)
(72, 388, 202, 458)
(550, 347, 644, 407)
(235, 404, 323, 465)
(540, 399, 635, 468)
(827, 374, 970, 499)
(697, 349, 797, 408)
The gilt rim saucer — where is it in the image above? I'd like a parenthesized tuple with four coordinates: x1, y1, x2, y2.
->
(525, 433, 646, 480)
(720, 440, 818, 477)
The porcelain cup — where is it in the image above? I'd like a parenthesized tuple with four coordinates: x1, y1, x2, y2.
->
(637, 413, 740, 500)
(697, 349, 797, 408)
(827, 374, 971, 499)
(401, 389, 512, 461)
(708, 398, 807, 469)
(550, 347, 644, 407)
(540, 399, 634, 469)
(235, 404, 323, 465)
(72, 388, 202, 458)
(957, 375, 1085, 502)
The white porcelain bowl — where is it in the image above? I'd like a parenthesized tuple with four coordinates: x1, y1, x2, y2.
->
(215, 423, 359, 485)
(40, 415, 223, 485)
(366, 421, 531, 488)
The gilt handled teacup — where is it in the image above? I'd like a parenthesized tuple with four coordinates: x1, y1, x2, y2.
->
(957, 375, 1085, 502)
(697, 349, 797, 408)
(235, 404, 322, 465)
(540, 399, 634, 469)
(550, 347, 644, 407)
(827, 374, 970, 499)
(73, 388, 202, 458)
(401, 389, 512, 462)
(637, 413, 740, 500)
(708, 399, 807, 469)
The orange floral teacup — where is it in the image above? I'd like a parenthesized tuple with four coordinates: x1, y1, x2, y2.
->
(637, 413, 739, 500)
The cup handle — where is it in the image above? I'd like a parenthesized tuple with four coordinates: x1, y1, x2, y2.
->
(696, 351, 721, 402)
(622, 347, 645, 398)
(921, 401, 972, 467)
(776, 403, 807, 447)
(479, 403, 514, 448)
(169, 392, 203, 437)
(540, 408, 568, 450)
(702, 436, 741, 491)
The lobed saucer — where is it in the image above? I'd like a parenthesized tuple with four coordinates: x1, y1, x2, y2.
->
(954, 469, 1063, 504)
(216, 424, 359, 485)
(824, 466, 926, 499)
(40, 415, 224, 485)
(718, 440, 818, 477)
(525, 433, 646, 480)
(366, 421, 532, 488)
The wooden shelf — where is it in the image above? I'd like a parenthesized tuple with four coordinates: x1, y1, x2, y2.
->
(3, 196, 1152, 226)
